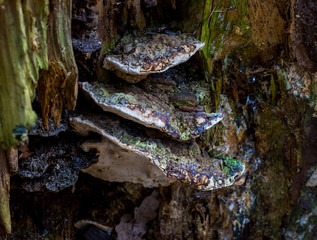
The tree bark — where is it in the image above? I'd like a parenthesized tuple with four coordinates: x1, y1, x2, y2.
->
(0, 0, 78, 236)
(0, 149, 10, 236)
(1, 0, 317, 239)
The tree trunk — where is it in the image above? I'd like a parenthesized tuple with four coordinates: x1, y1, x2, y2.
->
(0, 0, 316, 239)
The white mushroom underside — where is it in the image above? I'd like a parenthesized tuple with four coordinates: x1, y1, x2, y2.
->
(70, 115, 246, 190)
(71, 116, 173, 187)
(82, 140, 172, 188)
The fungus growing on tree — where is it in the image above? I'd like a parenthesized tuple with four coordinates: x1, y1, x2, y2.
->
(81, 81, 222, 141)
(103, 33, 205, 83)
(70, 114, 245, 190)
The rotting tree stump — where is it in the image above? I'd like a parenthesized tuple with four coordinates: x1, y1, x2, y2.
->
(0, 0, 316, 239)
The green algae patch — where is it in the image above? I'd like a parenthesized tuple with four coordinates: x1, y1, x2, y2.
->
(0, 0, 49, 149)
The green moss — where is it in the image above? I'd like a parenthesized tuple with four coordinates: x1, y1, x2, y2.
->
(215, 155, 245, 175)
(201, 0, 248, 55)
(0, 0, 49, 149)
(118, 129, 172, 169)
(200, 0, 253, 75)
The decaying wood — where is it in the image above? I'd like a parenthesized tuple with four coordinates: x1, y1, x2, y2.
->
(98, 0, 147, 49)
(0, 149, 11, 236)
(127, 0, 146, 30)
(0, 0, 48, 149)
(38, 0, 78, 130)
(0, 0, 50, 235)
(0, 0, 78, 235)
(289, 0, 317, 72)
(6, 148, 18, 174)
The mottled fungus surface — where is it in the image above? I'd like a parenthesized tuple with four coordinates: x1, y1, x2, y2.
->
(103, 33, 205, 83)
(81, 81, 222, 141)
(70, 115, 245, 191)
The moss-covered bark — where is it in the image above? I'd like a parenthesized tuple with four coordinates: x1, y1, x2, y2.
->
(1, 0, 317, 239)
(0, 0, 78, 235)
(0, 0, 49, 149)
(198, 0, 317, 239)
(0, 0, 49, 235)
(200, 0, 287, 74)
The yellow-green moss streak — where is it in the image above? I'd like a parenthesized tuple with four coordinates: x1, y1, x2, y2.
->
(0, 0, 49, 149)
(200, 0, 250, 145)
(200, 0, 287, 74)
(201, 0, 250, 74)
(0, 1, 49, 235)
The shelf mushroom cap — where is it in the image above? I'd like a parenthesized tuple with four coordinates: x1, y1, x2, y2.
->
(103, 33, 205, 83)
(70, 114, 246, 191)
(81, 81, 223, 141)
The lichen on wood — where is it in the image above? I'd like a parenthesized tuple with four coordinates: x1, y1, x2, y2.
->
(0, 1, 50, 234)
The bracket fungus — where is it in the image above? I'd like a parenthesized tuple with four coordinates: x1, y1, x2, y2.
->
(74, 30, 244, 191)
(70, 115, 245, 191)
(103, 33, 205, 83)
(81, 81, 223, 141)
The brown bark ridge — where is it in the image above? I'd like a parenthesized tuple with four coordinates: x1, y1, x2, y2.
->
(0, 149, 11, 237)
(38, 0, 78, 130)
